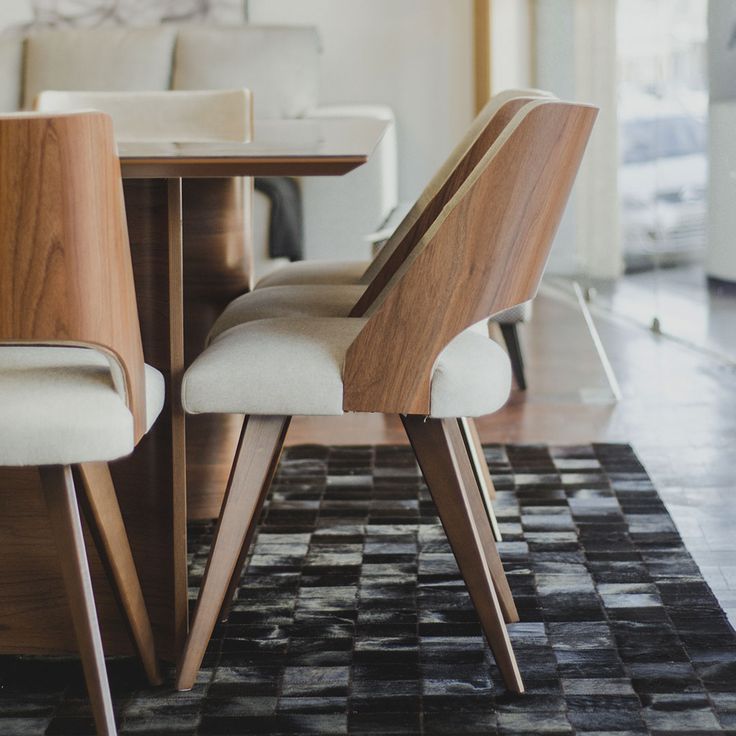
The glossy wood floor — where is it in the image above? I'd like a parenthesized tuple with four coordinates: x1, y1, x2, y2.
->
(287, 281, 736, 625)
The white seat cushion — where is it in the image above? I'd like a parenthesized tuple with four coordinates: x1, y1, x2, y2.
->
(209, 284, 365, 341)
(210, 284, 532, 344)
(255, 260, 367, 289)
(183, 317, 511, 419)
(0, 347, 165, 466)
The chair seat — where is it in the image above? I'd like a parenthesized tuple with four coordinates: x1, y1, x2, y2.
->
(255, 260, 367, 289)
(253, 262, 532, 325)
(0, 346, 165, 466)
(209, 284, 365, 341)
(210, 284, 532, 345)
(183, 317, 511, 418)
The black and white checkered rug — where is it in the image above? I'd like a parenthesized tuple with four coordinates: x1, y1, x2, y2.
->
(2, 444, 735, 735)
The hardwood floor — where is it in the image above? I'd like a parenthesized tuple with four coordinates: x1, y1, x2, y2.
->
(287, 281, 736, 624)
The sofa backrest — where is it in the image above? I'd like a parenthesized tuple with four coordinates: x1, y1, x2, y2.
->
(7, 24, 321, 118)
(172, 26, 321, 119)
(23, 27, 178, 109)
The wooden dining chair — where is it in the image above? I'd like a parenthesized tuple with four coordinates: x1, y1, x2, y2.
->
(203, 92, 546, 566)
(174, 100, 597, 694)
(0, 112, 166, 736)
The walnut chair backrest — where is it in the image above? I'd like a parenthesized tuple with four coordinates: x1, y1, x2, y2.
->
(0, 112, 147, 440)
(352, 89, 555, 315)
(343, 100, 598, 414)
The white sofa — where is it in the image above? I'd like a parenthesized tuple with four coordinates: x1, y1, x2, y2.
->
(0, 25, 398, 279)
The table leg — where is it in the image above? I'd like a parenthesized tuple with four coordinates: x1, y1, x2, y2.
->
(105, 179, 189, 661)
(168, 178, 188, 653)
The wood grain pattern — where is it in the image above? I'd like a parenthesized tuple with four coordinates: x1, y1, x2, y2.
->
(40, 466, 117, 736)
(77, 463, 162, 687)
(176, 416, 291, 692)
(351, 96, 531, 317)
(402, 415, 523, 693)
(0, 113, 147, 440)
(343, 102, 597, 414)
(121, 158, 369, 179)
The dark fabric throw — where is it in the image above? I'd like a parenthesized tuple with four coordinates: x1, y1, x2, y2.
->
(255, 177, 304, 261)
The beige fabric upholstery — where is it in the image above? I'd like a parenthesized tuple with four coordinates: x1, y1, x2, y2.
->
(183, 318, 511, 418)
(0, 347, 165, 466)
(256, 261, 367, 289)
(35, 89, 251, 143)
(257, 88, 553, 290)
(0, 35, 23, 112)
(241, 278, 530, 343)
(172, 26, 320, 119)
(23, 27, 177, 109)
(209, 284, 365, 341)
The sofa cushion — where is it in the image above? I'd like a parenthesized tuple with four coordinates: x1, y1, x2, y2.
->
(23, 27, 177, 109)
(0, 35, 23, 112)
(172, 25, 321, 119)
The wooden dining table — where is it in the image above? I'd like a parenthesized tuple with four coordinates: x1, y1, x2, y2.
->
(0, 117, 387, 663)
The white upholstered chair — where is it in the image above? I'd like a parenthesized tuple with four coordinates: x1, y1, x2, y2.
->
(174, 100, 597, 695)
(0, 112, 166, 736)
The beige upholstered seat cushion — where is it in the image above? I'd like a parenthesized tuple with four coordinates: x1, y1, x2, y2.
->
(0, 347, 164, 466)
(256, 260, 367, 289)
(209, 284, 365, 341)
(211, 283, 530, 346)
(172, 26, 321, 119)
(23, 27, 177, 109)
(183, 317, 511, 418)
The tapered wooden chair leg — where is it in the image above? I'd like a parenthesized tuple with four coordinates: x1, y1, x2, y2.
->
(39, 466, 118, 736)
(217, 422, 289, 624)
(77, 462, 162, 686)
(459, 418, 502, 541)
(402, 416, 524, 693)
(176, 415, 291, 691)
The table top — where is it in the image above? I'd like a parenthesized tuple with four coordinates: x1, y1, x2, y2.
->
(119, 117, 388, 178)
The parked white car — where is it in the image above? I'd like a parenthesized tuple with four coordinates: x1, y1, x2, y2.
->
(619, 93, 707, 268)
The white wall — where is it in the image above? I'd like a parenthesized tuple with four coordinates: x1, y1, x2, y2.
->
(249, 0, 475, 202)
(534, 0, 621, 279)
(0, 0, 32, 29)
(491, 0, 533, 92)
